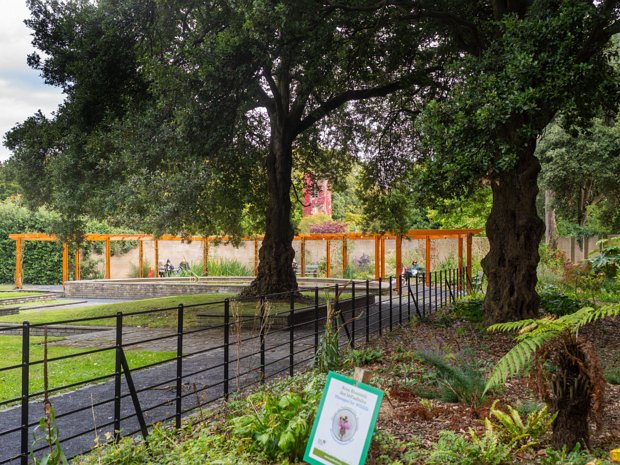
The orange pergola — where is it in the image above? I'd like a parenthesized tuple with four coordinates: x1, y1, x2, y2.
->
(9, 229, 481, 289)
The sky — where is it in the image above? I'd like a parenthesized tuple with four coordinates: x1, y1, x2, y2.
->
(0, 0, 64, 161)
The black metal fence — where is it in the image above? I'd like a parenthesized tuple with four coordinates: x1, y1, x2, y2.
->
(0, 269, 471, 464)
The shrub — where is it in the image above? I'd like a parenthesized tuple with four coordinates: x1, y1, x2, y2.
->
(208, 258, 252, 276)
(309, 220, 347, 234)
(231, 374, 324, 462)
(589, 237, 620, 279)
(415, 350, 487, 407)
(346, 348, 383, 366)
(538, 285, 586, 316)
(428, 430, 512, 465)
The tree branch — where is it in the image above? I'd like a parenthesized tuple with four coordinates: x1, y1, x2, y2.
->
(295, 81, 403, 135)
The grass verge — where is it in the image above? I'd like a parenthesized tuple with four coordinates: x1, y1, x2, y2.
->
(0, 336, 174, 404)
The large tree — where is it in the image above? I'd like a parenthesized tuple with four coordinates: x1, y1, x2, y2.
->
(6, 0, 441, 295)
(359, 0, 619, 323)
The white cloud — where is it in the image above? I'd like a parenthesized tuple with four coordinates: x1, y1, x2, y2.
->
(0, 0, 64, 160)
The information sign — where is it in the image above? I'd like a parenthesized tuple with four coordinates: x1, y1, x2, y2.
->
(304, 371, 383, 465)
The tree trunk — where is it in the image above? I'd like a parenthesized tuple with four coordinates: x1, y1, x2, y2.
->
(551, 359, 591, 449)
(242, 120, 298, 296)
(482, 141, 545, 324)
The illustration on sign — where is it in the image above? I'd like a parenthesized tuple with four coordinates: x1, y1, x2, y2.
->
(304, 371, 383, 465)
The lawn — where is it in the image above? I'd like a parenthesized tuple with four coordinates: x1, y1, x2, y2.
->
(0, 336, 174, 404)
(0, 291, 44, 299)
(0, 291, 347, 328)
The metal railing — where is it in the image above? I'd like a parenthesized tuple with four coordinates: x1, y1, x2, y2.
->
(0, 268, 471, 465)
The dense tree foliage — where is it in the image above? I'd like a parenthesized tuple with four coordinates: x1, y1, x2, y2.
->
(5, 0, 620, 318)
(359, 0, 620, 323)
(6, 0, 442, 295)
(538, 119, 620, 234)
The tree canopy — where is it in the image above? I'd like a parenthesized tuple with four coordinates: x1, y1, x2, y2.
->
(5, 0, 620, 317)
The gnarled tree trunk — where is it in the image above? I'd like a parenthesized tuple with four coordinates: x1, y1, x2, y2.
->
(482, 140, 545, 324)
(242, 120, 298, 296)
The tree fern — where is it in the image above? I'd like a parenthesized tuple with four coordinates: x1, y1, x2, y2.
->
(484, 304, 620, 394)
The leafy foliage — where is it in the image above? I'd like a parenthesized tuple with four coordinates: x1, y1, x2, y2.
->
(485, 304, 620, 448)
(538, 286, 586, 317)
(415, 350, 487, 407)
(230, 375, 323, 462)
(589, 237, 620, 279)
(484, 401, 556, 454)
(346, 348, 383, 367)
(428, 430, 512, 465)
(31, 407, 69, 465)
(0, 198, 63, 284)
(538, 117, 620, 232)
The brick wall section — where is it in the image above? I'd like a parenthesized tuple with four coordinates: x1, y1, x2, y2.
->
(0, 294, 56, 305)
(0, 324, 110, 337)
(64, 282, 246, 299)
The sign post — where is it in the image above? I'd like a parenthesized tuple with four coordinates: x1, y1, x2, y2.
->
(304, 372, 383, 465)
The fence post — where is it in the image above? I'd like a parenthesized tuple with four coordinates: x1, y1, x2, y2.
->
(407, 275, 411, 321)
(378, 278, 382, 336)
(389, 276, 393, 331)
(20, 322, 30, 465)
(398, 275, 402, 325)
(175, 304, 184, 429)
(351, 281, 356, 350)
(114, 312, 123, 442)
(289, 291, 295, 377)
(314, 287, 319, 356)
(365, 280, 370, 343)
(260, 295, 266, 383)
(224, 299, 230, 400)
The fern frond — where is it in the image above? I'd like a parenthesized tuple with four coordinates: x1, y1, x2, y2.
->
(484, 331, 556, 394)
(487, 319, 539, 333)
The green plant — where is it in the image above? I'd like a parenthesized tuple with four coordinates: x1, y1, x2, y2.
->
(315, 298, 342, 372)
(129, 260, 151, 278)
(589, 237, 620, 279)
(515, 399, 546, 417)
(207, 258, 252, 276)
(428, 430, 512, 465)
(485, 304, 620, 450)
(538, 285, 586, 316)
(484, 401, 556, 454)
(231, 375, 323, 461)
(31, 405, 69, 465)
(415, 350, 487, 407)
(346, 348, 383, 366)
(604, 367, 620, 385)
(450, 295, 485, 322)
(538, 443, 611, 465)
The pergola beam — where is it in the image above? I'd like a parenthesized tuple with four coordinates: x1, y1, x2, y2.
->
(9, 229, 481, 287)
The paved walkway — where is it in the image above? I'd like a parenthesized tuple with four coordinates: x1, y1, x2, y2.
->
(0, 286, 452, 464)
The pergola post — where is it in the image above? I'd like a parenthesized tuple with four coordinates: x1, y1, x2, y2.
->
(154, 240, 160, 277)
(138, 241, 144, 278)
(395, 235, 402, 292)
(254, 238, 259, 276)
(326, 239, 331, 278)
(342, 235, 348, 277)
(425, 235, 431, 286)
(203, 238, 209, 276)
(75, 248, 81, 281)
(466, 233, 473, 291)
(62, 243, 69, 285)
(380, 236, 386, 279)
(374, 235, 380, 279)
(300, 237, 306, 277)
(458, 237, 464, 290)
(15, 238, 23, 289)
(105, 238, 111, 279)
